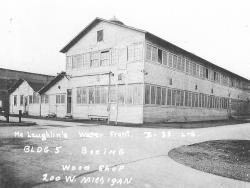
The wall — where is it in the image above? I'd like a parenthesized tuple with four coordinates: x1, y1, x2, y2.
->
(143, 40, 250, 122)
(43, 77, 69, 118)
(64, 21, 145, 123)
(9, 81, 34, 114)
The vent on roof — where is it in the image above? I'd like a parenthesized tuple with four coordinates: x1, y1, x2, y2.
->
(109, 16, 124, 25)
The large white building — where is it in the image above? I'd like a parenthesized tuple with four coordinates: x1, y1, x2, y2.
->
(9, 17, 250, 123)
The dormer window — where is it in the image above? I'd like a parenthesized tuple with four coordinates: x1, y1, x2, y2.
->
(97, 30, 103, 42)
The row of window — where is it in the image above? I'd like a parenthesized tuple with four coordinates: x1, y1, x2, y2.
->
(13, 94, 53, 106)
(146, 44, 247, 89)
(144, 84, 230, 109)
(76, 84, 143, 105)
(66, 43, 144, 70)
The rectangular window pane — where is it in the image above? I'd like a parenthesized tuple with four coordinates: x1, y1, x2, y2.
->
(89, 87, 95, 104)
(150, 86, 156, 104)
(173, 55, 177, 69)
(167, 88, 171, 105)
(95, 87, 101, 104)
(156, 87, 161, 105)
(184, 91, 188, 106)
(110, 86, 116, 103)
(152, 47, 157, 62)
(146, 44, 152, 61)
(133, 84, 142, 105)
(145, 84, 150, 104)
(100, 51, 110, 66)
(172, 90, 176, 106)
(168, 53, 173, 68)
(158, 49, 162, 64)
(161, 88, 166, 105)
(90, 52, 99, 67)
(118, 85, 125, 104)
(162, 51, 167, 65)
(101, 86, 108, 104)
(126, 85, 133, 104)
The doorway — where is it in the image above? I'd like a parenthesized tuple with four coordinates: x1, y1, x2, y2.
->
(67, 89, 72, 114)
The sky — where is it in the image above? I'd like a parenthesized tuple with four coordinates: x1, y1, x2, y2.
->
(1, 0, 250, 79)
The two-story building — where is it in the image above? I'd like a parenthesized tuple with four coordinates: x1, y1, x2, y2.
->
(58, 17, 250, 123)
(9, 17, 250, 123)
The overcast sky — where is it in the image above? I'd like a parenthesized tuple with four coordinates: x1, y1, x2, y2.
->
(1, 0, 250, 79)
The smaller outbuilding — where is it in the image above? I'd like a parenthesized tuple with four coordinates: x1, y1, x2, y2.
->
(9, 79, 45, 116)
(38, 72, 69, 118)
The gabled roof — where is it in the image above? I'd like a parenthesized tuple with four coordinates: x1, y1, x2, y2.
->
(60, 17, 146, 53)
(8, 79, 46, 94)
(39, 72, 67, 95)
(60, 17, 250, 82)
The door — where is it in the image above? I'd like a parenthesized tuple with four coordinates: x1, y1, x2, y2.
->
(67, 89, 72, 114)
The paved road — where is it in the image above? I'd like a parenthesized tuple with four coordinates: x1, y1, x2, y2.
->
(0, 117, 250, 188)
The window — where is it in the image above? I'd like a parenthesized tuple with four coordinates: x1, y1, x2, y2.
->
(158, 49, 162, 64)
(56, 94, 65, 104)
(88, 87, 95, 104)
(14, 95, 17, 106)
(172, 90, 176, 106)
(83, 53, 91, 68)
(213, 71, 219, 82)
(184, 91, 189, 106)
(146, 44, 152, 61)
(126, 85, 133, 104)
(118, 85, 125, 104)
(66, 56, 72, 70)
(90, 52, 99, 67)
(72, 55, 82, 69)
(173, 55, 177, 69)
(100, 87, 108, 104)
(110, 86, 117, 103)
(41, 95, 49, 104)
(100, 51, 110, 66)
(185, 60, 190, 74)
(150, 86, 156, 104)
(127, 84, 142, 105)
(33, 93, 39, 104)
(205, 68, 209, 79)
(61, 95, 65, 104)
(181, 58, 185, 72)
(72, 54, 83, 69)
(97, 30, 103, 42)
(152, 47, 157, 62)
(156, 87, 161, 105)
(168, 53, 173, 68)
(95, 87, 101, 104)
(167, 88, 172, 105)
(162, 51, 167, 65)
(161, 88, 166, 105)
(29, 95, 33, 104)
(177, 56, 182, 70)
(192, 62, 197, 76)
(176, 90, 181, 106)
(180, 90, 184, 106)
(20, 95, 24, 106)
(133, 85, 142, 105)
(133, 43, 143, 61)
(145, 85, 150, 104)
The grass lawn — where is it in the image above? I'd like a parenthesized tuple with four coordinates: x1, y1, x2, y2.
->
(168, 140, 250, 182)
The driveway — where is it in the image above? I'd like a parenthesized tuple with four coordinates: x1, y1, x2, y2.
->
(0, 117, 250, 188)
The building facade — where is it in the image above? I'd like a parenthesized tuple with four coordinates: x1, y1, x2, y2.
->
(0, 68, 54, 112)
(9, 17, 250, 123)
